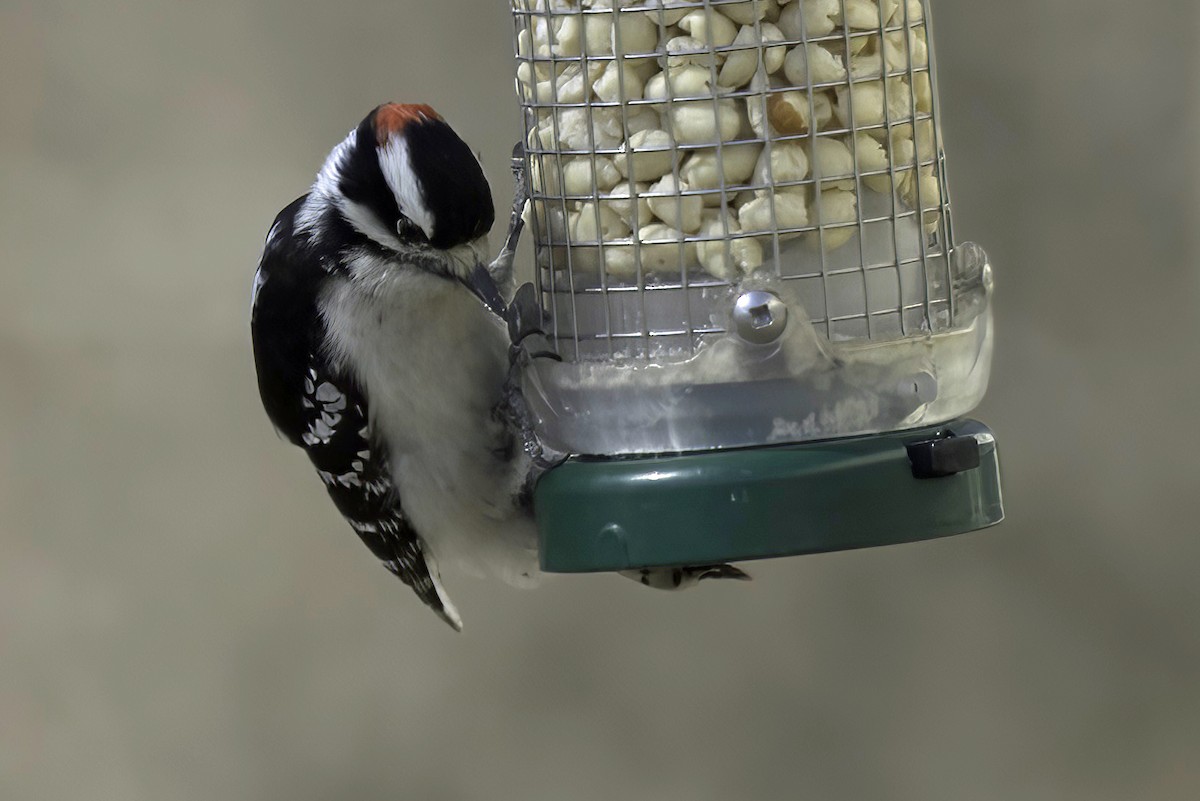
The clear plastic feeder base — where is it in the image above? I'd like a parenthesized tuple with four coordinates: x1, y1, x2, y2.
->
(533, 418, 1003, 573)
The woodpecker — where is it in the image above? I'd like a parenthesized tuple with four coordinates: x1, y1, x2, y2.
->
(251, 103, 747, 631)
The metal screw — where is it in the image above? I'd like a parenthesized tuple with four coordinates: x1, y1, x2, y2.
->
(733, 291, 788, 344)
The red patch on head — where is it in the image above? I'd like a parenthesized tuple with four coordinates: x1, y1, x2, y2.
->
(373, 103, 442, 146)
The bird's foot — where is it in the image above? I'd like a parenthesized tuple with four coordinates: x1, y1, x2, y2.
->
(487, 142, 529, 288)
(620, 564, 752, 591)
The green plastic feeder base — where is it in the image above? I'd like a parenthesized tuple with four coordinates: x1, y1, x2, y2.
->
(533, 419, 1003, 573)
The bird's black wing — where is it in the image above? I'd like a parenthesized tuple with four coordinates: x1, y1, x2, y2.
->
(250, 197, 461, 630)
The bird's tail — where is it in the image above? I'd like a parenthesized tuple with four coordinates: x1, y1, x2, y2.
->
(421, 549, 464, 632)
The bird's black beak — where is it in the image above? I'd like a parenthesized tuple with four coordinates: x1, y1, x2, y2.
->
(463, 263, 507, 319)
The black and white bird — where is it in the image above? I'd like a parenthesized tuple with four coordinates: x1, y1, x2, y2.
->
(251, 103, 746, 631)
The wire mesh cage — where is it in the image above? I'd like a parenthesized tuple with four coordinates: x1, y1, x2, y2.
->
(510, 0, 993, 456)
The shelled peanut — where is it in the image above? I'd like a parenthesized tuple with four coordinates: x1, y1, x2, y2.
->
(514, 0, 941, 280)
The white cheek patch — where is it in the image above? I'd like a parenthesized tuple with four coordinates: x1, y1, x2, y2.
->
(338, 198, 406, 254)
(379, 136, 435, 242)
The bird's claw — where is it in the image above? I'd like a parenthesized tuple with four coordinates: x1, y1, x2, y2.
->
(488, 142, 530, 289)
(694, 564, 753, 582)
(621, 564, 753, 590)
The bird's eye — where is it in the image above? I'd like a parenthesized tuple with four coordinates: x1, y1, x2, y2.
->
(396, 216, 427, 243)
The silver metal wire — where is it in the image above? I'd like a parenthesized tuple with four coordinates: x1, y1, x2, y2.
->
(512, 0, 955, 360)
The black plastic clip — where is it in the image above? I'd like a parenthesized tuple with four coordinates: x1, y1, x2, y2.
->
(906, 430, 981, 479)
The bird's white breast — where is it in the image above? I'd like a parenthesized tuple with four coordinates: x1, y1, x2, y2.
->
(319, 251, 538, 586)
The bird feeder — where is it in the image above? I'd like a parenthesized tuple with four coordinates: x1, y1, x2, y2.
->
(508, 0, 1002, 573)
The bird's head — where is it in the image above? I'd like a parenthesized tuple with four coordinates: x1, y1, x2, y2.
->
(315, 103, 494, 275)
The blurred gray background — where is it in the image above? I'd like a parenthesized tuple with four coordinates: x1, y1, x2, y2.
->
(2, 1, 1197, 799)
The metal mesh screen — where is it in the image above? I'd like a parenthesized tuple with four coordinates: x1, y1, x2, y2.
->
(513, 0, 955, 362)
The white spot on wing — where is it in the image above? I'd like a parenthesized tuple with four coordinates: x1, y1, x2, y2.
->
(315, 382, 343, 403)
